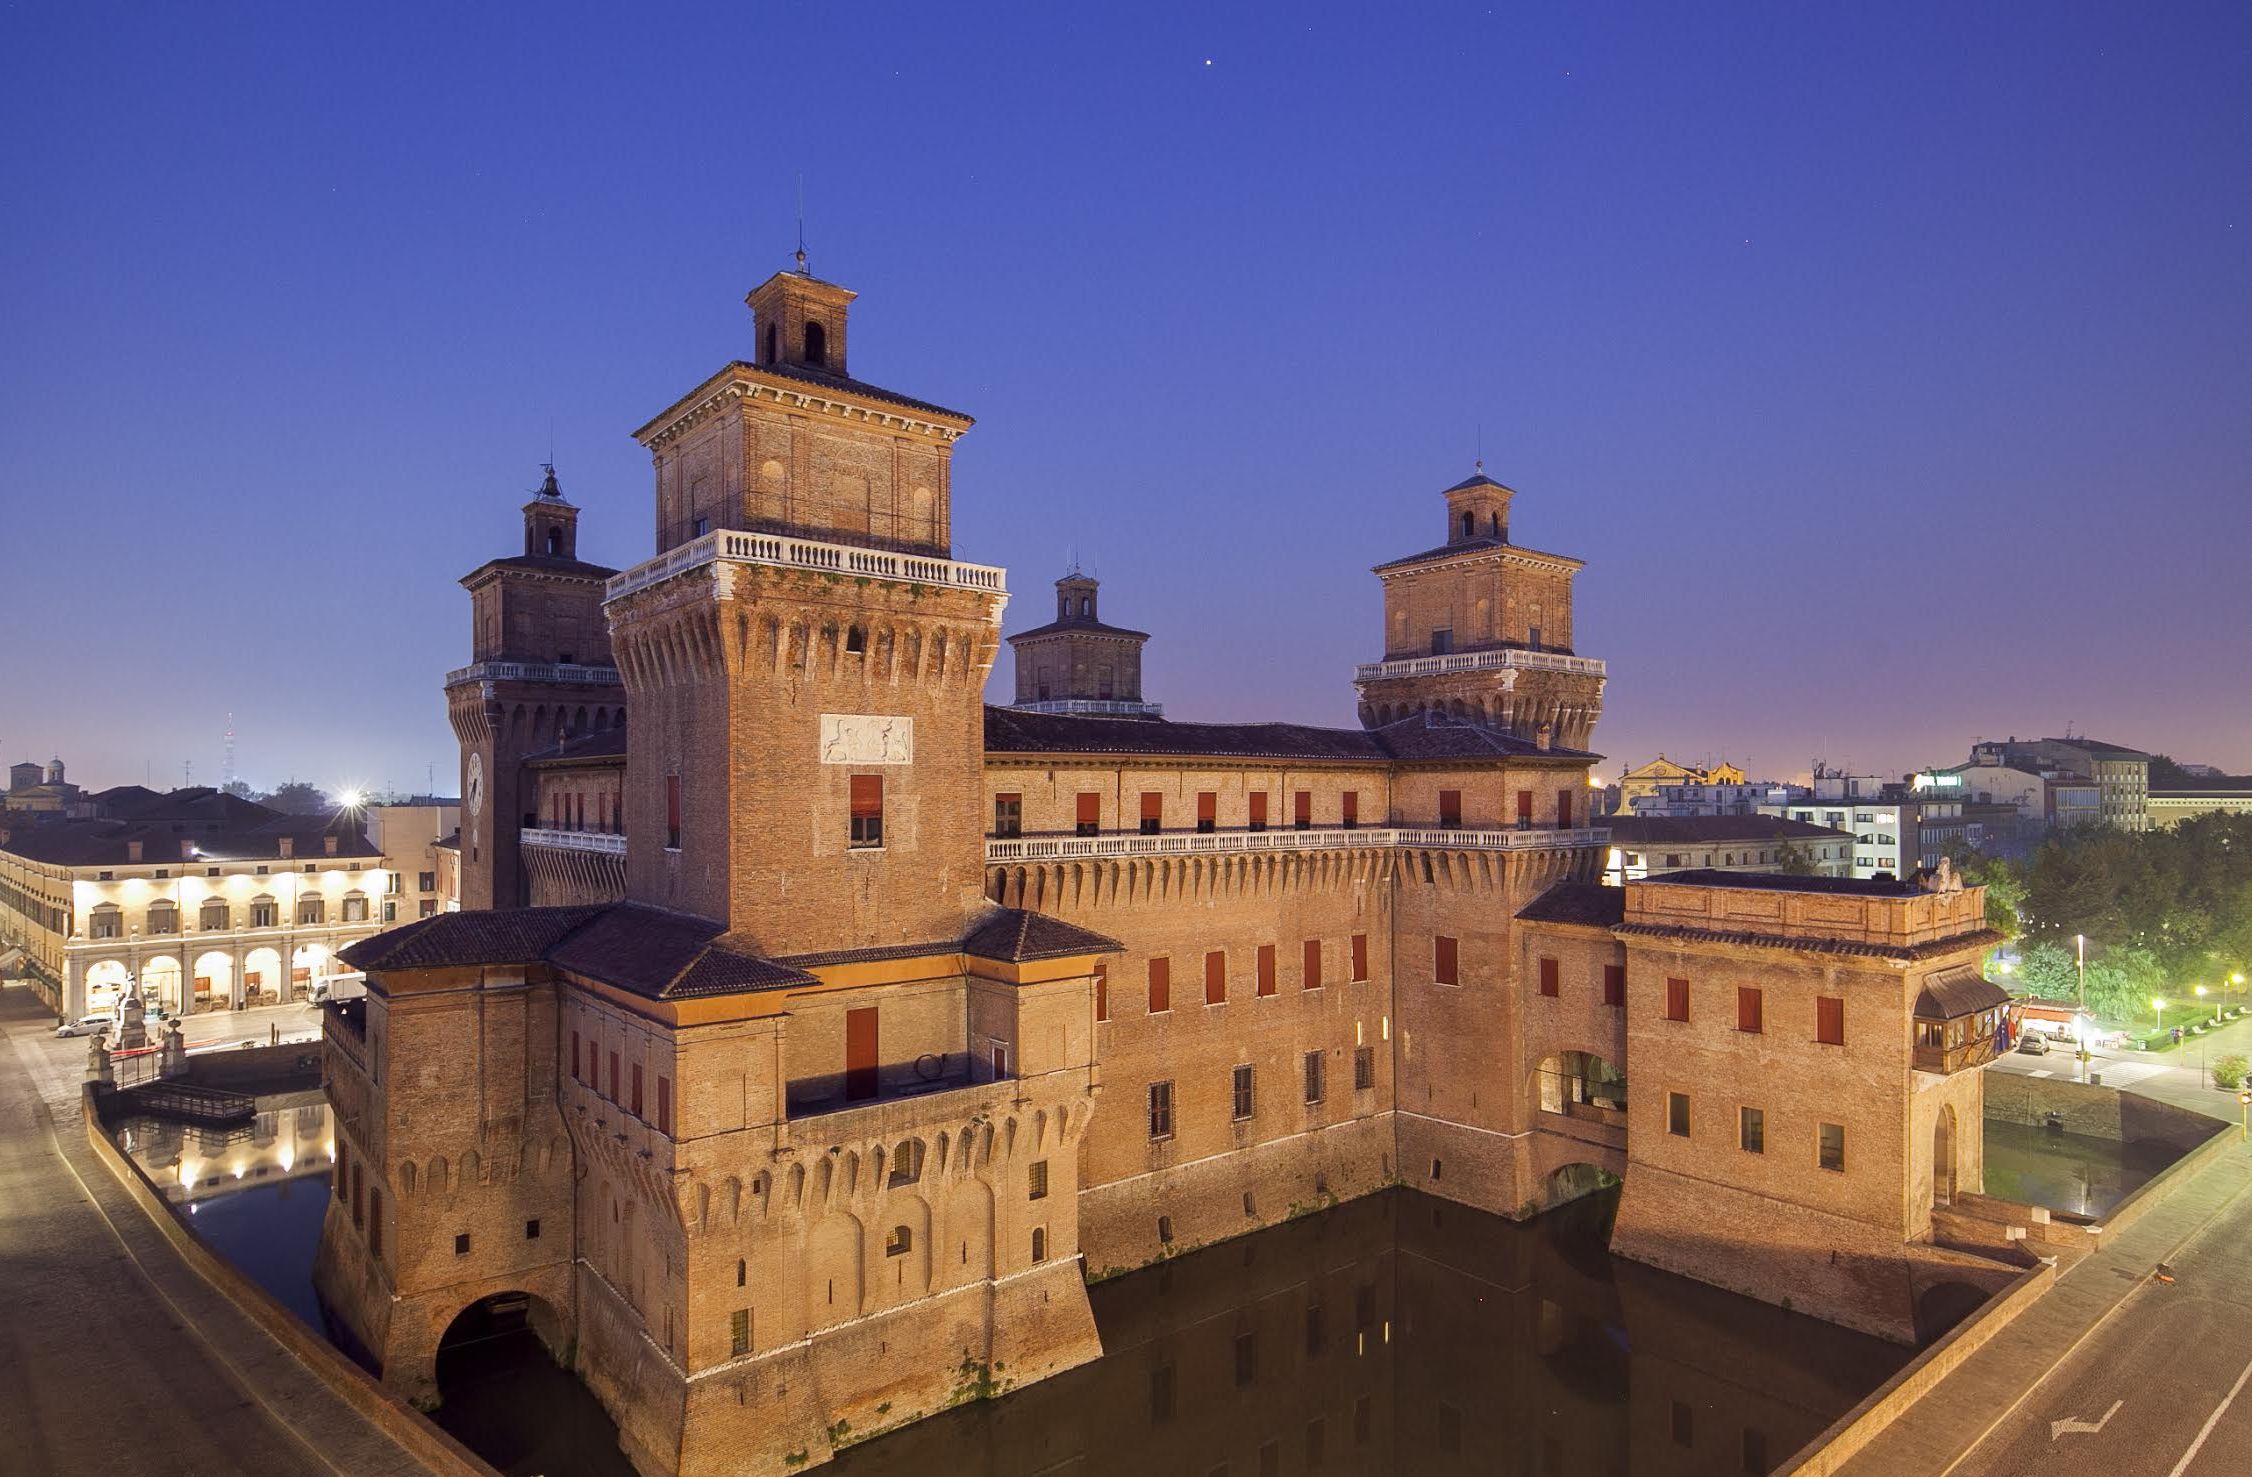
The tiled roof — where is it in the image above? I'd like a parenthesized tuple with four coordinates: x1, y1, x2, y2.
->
(1442, 472, 1514, 494)
(339, 906, 607, 972)
(983, 706, 1594, 764)
(1515, 882, 1625, 928)
(960, 908, 1121, 962)
(775, 940, 962, 969)
(1613, 922, 2004, 963)
(1606, 816, 1850, 845)
(462, 553, 618, 584)
(1008, 618, 1152, 642)
(1634, 869, 1926, 898)
(0, 799, 379, 867)
(2043, 737, 2150, 761)
(1371, 538, 1582, 575)
(1915, 966, 2012, 1021)
(740, 360, 971, 424)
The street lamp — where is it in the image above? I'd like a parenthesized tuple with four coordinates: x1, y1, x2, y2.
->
(2153, 997, 2167, 1035)
(2240, 1089, 2251, 1144)
(2076, 934, 2088, 1010)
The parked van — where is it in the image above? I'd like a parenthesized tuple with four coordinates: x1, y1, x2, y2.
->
(309, 974, 368, 1004)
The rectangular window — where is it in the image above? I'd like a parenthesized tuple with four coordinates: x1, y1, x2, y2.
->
(1147, 956, 1170, 1014)
(368, 1188, 382, 1258)
(1740, 1106, 1764, 1153)
(631, 1064, 644, 1117)
(1140, 791, 1163, 835)
(1148, 1081, 1174, 1140)
(994, 792, 1022, 838)
(1817, 996, 1845, 1046)
(1516, 789, 1534, 826)
(1257, 944, 1277, 996)
(1029, 1160, 1049, 1199)
(1558, 789, 1574, 828)
(666, 773, 682, 850)
(1539, 957, 1559, 997)
(1666, 977, 1690, 1022)
(1302, 938, 1322, 991)
(1294, 790, 1312, 830)
(1819, 1122, 1846, 1172)
(1667, 1091, 1690, 1137)
(1603, 964, 1626, 1008)
(1341, 791, 1359, 829)
(1205, 949, 1227, 1005)
(1354, 1045, 1374, 1090)
(571, 1029, 580, 1082)
(1233, 1064, 1254, 1120)
(1076, 792, 1101, 837)
(1439, 789, 1463, 828)
(1435, 936, 1459, 986)
(1351, 933, 1368, 982)
(608, 1050, 619, 1100)
(1248, 793, 1269, 832)
(730, 1308, 750, 1357)
(850, 775, 884, 848)
(454, 1232, 471, 1256)
(1303, 1050, 1325, 1105)
(657, 1075, 672, 1135)
(1094, 962, 1108, 1022)
(1196, 791, 1217, 833)
(1737, 986, 1763, 1034)
(1236, 1331, 1257, 1387)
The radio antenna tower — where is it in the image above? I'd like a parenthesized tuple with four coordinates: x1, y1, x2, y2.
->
(223, 714, 237, 791)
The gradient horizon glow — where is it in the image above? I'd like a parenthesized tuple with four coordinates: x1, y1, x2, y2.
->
(4, 3, 2246, 795)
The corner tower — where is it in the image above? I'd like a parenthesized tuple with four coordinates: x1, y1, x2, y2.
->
(1354, 468, 1605, 749)
(609, 258, 1005, 954)
(1006, 571, 1158, 716)
(446, 467, 624, 909)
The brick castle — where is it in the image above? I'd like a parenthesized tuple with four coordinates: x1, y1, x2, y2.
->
(315, 258, 2021, 1475)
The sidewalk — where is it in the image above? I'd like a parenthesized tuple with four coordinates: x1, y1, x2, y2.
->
(1991, 1007, 2252, 1123)
(0, 983, 468, 1477)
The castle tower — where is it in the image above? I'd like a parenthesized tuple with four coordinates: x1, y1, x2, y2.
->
(446, 467, 623, 909)
(1353, 468, 1606, 748)
(1006, 571, 1158, 716)
(610, 261, 1003, 954)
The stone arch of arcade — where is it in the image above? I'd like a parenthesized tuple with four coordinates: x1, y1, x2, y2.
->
(432, 1289, 573, 1401)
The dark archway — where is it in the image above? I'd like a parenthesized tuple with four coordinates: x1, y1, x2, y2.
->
(430, 1292, 621, 1474)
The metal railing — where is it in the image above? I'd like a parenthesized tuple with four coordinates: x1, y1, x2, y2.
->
(519, 827, 627, 856)
(1353, 648, 1608, 683)
(605, 528, 1008, 605)
(444, 660, 623, 688)
(986, 825, 1609, 863)
(1008, 699, 1165, 717)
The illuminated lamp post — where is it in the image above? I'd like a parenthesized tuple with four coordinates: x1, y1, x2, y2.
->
(2152, 997, 2167, 1038)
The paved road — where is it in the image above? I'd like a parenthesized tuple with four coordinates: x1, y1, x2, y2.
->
(1949, 1156, 2252, 1477)
(0, 982, 450, 1477)
(1990, 1009, 2252, 1125)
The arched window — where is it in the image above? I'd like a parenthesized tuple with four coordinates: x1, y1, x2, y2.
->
(1031, 1227, 1047, 1263)
(1078, 595, 1089, 617)
(804, 320, 828, 367)
(736, 1258, 747, 1287)
(546, 526, 563, 556)
(1490, 512, 1502, 536)
(885, 1224, 912, 1257)
(1461, 511, 1473, 538)
(764, 323, 777, 365)
(845, 626, 867, 655)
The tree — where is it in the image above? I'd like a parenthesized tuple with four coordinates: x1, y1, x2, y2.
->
(2081, 945, 2165, 1025)
(1774, 840, 1817, 876)
(219, 780, 255, 800)
(260, 781, 333, 815)
(2015, 941, 2078, 1001)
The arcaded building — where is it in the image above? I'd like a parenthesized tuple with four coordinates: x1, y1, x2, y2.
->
(318, 260, 2018, 1476)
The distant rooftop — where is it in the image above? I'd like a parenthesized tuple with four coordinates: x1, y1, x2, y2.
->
(1633, 869, 1930, 898)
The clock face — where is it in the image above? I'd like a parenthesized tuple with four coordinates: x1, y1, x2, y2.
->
(467, 752, 485, 818)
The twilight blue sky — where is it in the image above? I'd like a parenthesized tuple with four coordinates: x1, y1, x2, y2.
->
(3, 2, 2247, 796)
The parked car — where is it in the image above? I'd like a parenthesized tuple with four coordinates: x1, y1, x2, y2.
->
(55, 1014, 113, 1038)
(2015, 1033, 2050, 1056)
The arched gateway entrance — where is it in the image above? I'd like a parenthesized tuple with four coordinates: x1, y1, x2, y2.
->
(429, 1292, 614, 1473)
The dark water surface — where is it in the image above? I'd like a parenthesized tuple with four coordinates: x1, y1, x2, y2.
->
(1979, 1118, 2169, 1218)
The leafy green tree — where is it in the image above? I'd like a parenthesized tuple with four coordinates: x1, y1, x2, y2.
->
(259, 781, 333, 815)
(2082, 945, 2165, 1025)
(1773, 840, 1817, 876)
(2015, 942, 2078, 1000)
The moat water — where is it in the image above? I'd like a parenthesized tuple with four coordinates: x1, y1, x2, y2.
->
(109, 1100, 2159, 1477)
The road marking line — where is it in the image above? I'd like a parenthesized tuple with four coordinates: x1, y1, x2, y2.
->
(2052, 1398, 2122, 1440)
(2168, 1352, 2252, 1477)
(2028, 1069, 2053, 1079)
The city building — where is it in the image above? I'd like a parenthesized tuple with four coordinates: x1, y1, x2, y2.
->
(361, 799, 463, 924)
(1005, 570, 1159, 717)
(1918, 761, 2101, 848)
(1764, 777, 1964, 880)
(3, 756, 83, 814)
(1967, 736, 2150, 832)
(1602, 815, 1854, 885)
(1625, 778, 1809, 818)
(317, 259, 2019, 1474)
(2146, 777, 2252, 830)
(1609, 756, 1745, 815)
(0, 786, 389, 1017)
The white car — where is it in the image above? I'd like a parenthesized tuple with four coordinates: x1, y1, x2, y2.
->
(54, 1014, 113, 1038)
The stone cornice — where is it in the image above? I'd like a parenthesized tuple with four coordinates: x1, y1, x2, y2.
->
(1374, 543, 1584, 580)
(633, 364, 971, 450)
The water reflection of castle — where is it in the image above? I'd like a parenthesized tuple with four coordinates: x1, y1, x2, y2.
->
(115, 1093, 333, 1202)
(827, 1191, 1907, 1477)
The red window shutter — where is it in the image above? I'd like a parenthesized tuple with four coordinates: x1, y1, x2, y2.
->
(1738, 987, 1763, 1034)
(1666, 978, 1689, 1022)
(571, 1029, 580, 1080)
(852, 775, 884, 818)
(609, 1050, 619, 1099)
(1094, 963, 1108, 1022)
(1558, 789, 1573, 828)
(1435, 936, 1458, 986)
(1302, 938, 1322, 990)
(1603, 964, 1625, 1007)
(1141, 792, 1163, 822)
(1295, 791, 1312, 824)
(632, 1064, 644, 1117)
(1351, 933, 1368, 982)
(1515, 790, 1533, 823)
(1205, 950, 1227, 1005)
(1197, 791, 1217, 825)
(1342, 791, 1359, 825)
(1440, 790, 1463, 826)
(1148, 957, 1170, 1014)
(1249, 793, 1269, 826)
(1257, 944, 1277, 996)
(1817, 996, 1845, 1045)
(1077, 792, 1100, 826)
(657, 1076, 672, 1135)
(1539, 958, 1559, 997)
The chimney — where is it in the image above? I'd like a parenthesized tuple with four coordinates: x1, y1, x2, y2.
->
(180, 838, 195, 861)
(278, 836, 294, 859)
(1536, 722, 1554, 753)
(126, 840, 143, 863)
(324, 835, 339, 856)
